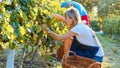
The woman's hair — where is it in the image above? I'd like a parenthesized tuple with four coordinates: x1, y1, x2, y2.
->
(65, 8, 81, 27)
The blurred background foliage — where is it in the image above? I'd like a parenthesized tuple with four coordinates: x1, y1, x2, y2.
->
(74, 0, 120, 40)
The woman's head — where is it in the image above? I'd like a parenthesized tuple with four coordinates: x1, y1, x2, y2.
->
(64, 8, 81, 27)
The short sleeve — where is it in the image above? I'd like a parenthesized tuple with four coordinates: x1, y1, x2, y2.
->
(70, 23, 82, 35)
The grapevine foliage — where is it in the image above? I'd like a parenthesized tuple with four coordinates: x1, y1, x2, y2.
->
(0, 0, 67, 51)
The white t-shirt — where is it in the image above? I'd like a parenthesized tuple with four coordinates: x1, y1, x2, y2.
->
(70, 23, 104, 57)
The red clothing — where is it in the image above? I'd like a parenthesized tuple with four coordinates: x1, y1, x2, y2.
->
(81, 15, 89, 25)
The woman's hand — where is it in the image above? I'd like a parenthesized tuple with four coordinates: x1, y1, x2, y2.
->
(41, 24, 50, 33)
(41, 24, 47, 30)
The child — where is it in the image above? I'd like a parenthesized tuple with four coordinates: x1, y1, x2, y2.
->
(61, 1, 89, 25)
(42, 8, 104, 62)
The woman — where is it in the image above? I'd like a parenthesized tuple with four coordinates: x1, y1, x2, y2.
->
(53, 1, 90, 59)
(42, 8, 104, 62)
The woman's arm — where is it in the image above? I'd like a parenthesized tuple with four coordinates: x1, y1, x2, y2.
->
(52, 14, 66, 24)
(42, 24, 76, 41)
(45, 27, 76, 41)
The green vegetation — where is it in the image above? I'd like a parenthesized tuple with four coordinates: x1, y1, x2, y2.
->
(97, 34, 120, 68)
(0, 34, 120, 68)
(0, 0, 120, 68)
